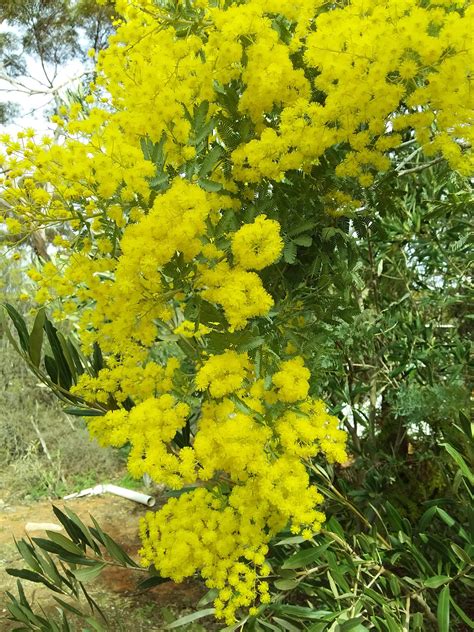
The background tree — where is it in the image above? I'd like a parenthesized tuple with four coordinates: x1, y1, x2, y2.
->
(0, 0, 114, 123)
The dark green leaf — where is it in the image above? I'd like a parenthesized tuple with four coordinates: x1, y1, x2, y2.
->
(28, 307, 45, 367)
(166, 608, 215, 628)
(3, 303, 30, 351)
(437, 585, 450, 632)
(282, 543, 330, 569)
(71, 563, 106, 582)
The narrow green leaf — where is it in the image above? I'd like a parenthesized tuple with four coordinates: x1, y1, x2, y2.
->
(28, 307, 45, 367)
(271, 617, 300, 632)
(442, 443, 474, 484)
(71, 563, 106, 583)
(15, 539, 42, 574)
(137, 575, 169, 590)
(437, 585, 450, 632)
(6, 568, 62, 593)
(424, 575, 451, 589)
(84, 616, 107, 632)
(166, 608, 215, 628)
(340, 618, 370, 632)
(44, 319, 72, 389)
(273, 605, 327, 620)
(52, 596, 87, 617)
(63, 407, 104, 417)
(282, 543, 330, 569)
(3, 303, 29, 351)
(45, 531, 85, 556)
(451, 595, 474, 628)
(44, 354, 59, 383)
(53, 506, 100, 554)
(450, 543, 471, 564)
(89, 516, 139, 567)
(436, 507, 456, 529)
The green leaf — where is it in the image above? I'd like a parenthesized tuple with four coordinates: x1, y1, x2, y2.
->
(71, 563, 106, 583)
(166, 608, 215, 628)
(273, 605, 327, 620)
(340, 618, 370, 632)
(44, 354, 59, 383)
(6, 568, 62, 593)
(84, 616, 107, 632)
(44, 319, 72, 389)
(15, 539, 42, 574)
(293, 235, 312, 247)
(197, 178, 222, 192)
(442, 443, 474, 484)
(424, 575, 451, 589)
(63, 407, 104, 417)
(419, 506, 438, 531)
(288, 221, 317, 237)
(45, 531, 84, 556)
(199, 145, 224, 177)
(274, 578, 299, 590)
(54, 506, 100, 554)
(6, 568, 49, 584)
(437, 585, 450, 632)
(450, 543, 472, 564)
(276, 536, 305, 546)
(271, 617, 300, 632)
(283, 241, 297, 264)
(57, 331, 78, 380)
(385, 501, 404, 532)
(90, 516, 139, 568)
(3, 303, 30, 351)
(436, 507, 456, 529)
(380, 609, 400, 632)
(282, 543, 330, 569)
(451, 595, 474, 628)
(137, 575, 169, 590)
(28, 307, 45, 367)
(52, 596, 87, 618)
(32, 537, 76, 557)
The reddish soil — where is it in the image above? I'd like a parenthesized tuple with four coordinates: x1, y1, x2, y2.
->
(0, 494, 212, 630)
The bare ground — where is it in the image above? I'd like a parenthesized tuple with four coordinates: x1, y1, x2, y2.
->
(0, 493, 215, 631)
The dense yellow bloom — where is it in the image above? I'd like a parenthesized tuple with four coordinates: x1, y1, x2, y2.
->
(195, 350, 251, 398)
(89, 395, 195, 488)
(198, 261, 274, 331)
(231, 215, 283, 271)
(173, 320, 211, 338)
(71, 357, 180, 405)
(273, 356, 311, 403)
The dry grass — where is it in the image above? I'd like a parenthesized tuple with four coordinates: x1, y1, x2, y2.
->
(0, 335, 124, 501)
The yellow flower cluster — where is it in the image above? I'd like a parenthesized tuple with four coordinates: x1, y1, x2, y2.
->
(89, 395, 195, 488)
(273, 356, 311, 403)
(231, 215, 283, 271)
(198, 261, 275, 331)
(74, 347, 346, 622)
(71, 357, 180, 405)
(138, 364, 343, 622)
(195, 350, 250, 398)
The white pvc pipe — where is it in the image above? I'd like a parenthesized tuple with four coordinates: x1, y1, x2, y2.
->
(64, 484, 155, 507)
(103, 484, 156, 507)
